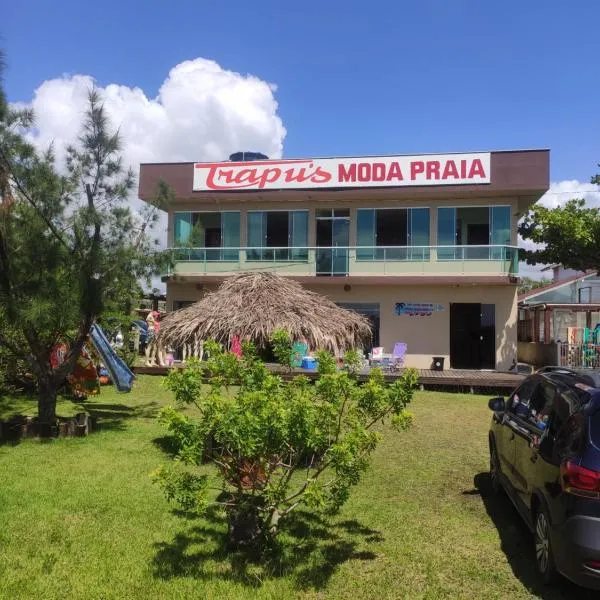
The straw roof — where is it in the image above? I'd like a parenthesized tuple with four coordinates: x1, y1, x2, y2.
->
(158, 272, 372, 354)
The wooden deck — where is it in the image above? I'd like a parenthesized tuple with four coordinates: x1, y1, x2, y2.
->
(133, 365, 524, 391)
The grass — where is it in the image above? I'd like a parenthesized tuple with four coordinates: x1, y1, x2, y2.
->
(0, 377, 596, 599)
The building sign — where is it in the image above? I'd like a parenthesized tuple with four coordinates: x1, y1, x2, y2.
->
(193, 153, 491, 191)
(395, 303, 444, 317)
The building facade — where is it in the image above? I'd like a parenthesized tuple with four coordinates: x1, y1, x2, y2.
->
(139, 150, 549, 370)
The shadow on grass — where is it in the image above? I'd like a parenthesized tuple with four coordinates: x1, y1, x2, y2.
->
(85, 401, 160, 432)
(152, 435, 180, 458)
(469, 472, 597, 600)
(152, 507, 380, 590)
(0, 392, 160, 444)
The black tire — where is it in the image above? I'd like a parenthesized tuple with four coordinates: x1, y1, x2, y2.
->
(489, 439, 502, 495)
(534, 505, 558, 585)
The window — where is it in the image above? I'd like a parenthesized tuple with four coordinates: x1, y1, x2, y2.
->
(509, 377, 539, 418)
(247, 210, 308, 261)
(527, 381, 556, 428)
(579, 287, 592, 303)
(437, 206, 511, 260)
(356, 208, 430, 260)
(173, 212, 240, 260)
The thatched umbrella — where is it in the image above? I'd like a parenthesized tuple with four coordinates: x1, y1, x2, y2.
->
(158, 272, 372, 354)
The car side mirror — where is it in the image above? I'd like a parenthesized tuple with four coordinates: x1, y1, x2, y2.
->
(488, 396, 505, 412)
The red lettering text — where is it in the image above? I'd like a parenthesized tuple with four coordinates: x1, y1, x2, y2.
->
(372, 163, 386, 181)
(468, 159, 486, 179)
(357, 163, 370, 181)
(386, 162, 404, 181)
(338, 164, 356, 182)
(284, 167, 311, 183)
(426, 161, 440, 180)
(411, 161, 425, 180)
(257, 168, 282, 189)
(441, 161, 459, 179)
(310, 166, 332, 184)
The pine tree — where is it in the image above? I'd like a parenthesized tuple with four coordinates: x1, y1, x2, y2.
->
(0, 59, 167, 426)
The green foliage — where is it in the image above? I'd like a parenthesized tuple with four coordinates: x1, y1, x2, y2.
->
(517, 276, 552, 295)
(518, 198, 600, 272)
(155, 337, 418, 549)
(270, 328, 294, 369)
(0, 75, 169, 420)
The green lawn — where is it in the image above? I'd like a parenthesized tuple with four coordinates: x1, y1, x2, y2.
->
(0, 377, 595, 599)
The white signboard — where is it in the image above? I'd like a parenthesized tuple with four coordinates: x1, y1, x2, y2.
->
(193, 153, 491, 191)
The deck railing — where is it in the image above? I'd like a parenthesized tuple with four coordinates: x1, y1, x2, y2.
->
(558, 342, 600, 369)
(167, 245, 519, 277)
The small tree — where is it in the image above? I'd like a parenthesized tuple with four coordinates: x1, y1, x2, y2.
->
(154, 333, 418, 550)
(519, 163, 600, 272)
(0, 78, 167, 424)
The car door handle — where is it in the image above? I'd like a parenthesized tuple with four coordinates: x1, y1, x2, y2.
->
(530, 453, 538, 464)
(509, 432, 515, 441)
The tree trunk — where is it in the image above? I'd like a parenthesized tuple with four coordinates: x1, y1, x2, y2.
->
(37, 376, 57, 427)
(227, 504, 264, 550)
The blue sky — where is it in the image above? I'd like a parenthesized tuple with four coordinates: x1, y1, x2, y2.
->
(4, 0, 599, 184)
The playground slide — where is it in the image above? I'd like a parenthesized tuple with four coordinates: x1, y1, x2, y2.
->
(89, 324, 135, 392)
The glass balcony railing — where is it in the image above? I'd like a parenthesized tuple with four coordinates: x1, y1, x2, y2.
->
(168, 245, 519, 277)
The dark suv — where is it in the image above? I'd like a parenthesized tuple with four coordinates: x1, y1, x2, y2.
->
(488, 367, 600, 590)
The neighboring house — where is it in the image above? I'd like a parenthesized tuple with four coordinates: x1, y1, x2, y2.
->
(541, 263, 586, 283)
(139, 149, 549, 370)
(518, 271, 600, 367)
(518, 271, 600, 343)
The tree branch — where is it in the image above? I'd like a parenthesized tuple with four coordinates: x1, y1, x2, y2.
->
(0, 150, 71, 252)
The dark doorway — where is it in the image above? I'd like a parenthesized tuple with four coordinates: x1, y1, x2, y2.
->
(450, 303, 496, 369)
(337, 302, 380, 348)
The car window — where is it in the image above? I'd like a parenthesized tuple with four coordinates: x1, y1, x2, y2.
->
(527, 381, 556, 428)
(509, 378, 539, 419)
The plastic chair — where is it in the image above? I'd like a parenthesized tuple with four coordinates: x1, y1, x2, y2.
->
(390, 343, 407, 371)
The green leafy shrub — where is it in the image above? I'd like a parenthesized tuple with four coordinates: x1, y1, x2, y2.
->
(154, 336, 418, 550)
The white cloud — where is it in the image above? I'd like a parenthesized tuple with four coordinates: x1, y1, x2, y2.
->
(15, 58, 287, 291)
(22, 58, 286, 169)
(518, 180, 600, 279)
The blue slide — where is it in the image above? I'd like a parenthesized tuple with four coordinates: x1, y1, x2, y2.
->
(89, 323, 135, 392)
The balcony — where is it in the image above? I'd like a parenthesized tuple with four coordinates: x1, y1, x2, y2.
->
(166, 246, 518, 279)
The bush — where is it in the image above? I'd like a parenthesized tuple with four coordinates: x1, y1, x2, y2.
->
(154, 334, 418, 550)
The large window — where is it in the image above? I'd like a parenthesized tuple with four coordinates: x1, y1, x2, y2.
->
(247, 210, 308, 261)
(437, 206, 511, 260)
(356, 208, 430, 260)
(174, 212, 240, 260)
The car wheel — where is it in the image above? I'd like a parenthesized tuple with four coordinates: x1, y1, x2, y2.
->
(489, 440, 502, 495)
(534, 506, 557, 584)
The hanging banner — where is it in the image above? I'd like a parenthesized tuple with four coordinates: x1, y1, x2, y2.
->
(193, 153, 491, 191)
(395, 303, 444, 317)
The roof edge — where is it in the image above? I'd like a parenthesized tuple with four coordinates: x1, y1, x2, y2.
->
(140, 148, 550, 167)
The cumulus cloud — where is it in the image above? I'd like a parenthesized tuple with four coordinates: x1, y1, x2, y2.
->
(21, 57, 286, 169)
(15, 58, 287, 290)
(518, 180, 600, 279)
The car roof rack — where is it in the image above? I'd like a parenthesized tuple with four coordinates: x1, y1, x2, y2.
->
(536, 366, 600, 389)
(535, 366, 579, 376)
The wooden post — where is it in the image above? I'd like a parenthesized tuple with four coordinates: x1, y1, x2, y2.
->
(544, 309, 552, 343)
(586, 311, 592, 330)
(533, 308, 540, 343)
(525, 308, 533, 341)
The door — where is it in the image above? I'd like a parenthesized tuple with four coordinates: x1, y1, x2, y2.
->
(316, 210, 349, 276)
(332, 218, 349, 275)
(511, 379, 557, 512)
(450, 303, 496, 369)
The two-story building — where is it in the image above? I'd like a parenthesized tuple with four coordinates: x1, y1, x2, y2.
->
(139, 149, 549, 371)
